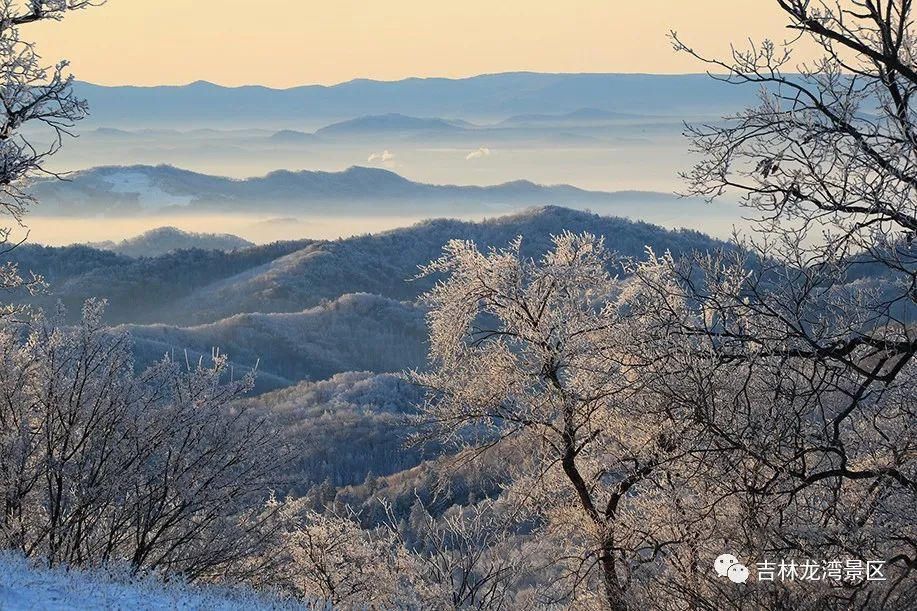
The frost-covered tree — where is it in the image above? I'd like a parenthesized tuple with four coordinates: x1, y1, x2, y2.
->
(0, 301, 283, 580)
(0, 0, 101, 299)
(411, 234, 714, 610)
(273, 505, 425, 609)
(414, 12, 917, 593)
(410, 1, 917, 607)
(0, 0, 99, 218)
(413, 232, 915, 609)
(617, 246, 917, 609)
(273, 497, 532, 610)
(387, 497, 533, 610)
(659, 1, 917, 604)
(0, 0, 296, 594)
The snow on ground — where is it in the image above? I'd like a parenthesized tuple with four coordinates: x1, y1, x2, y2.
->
(0, 553, 309, 610)
(101, 169, 195, 209)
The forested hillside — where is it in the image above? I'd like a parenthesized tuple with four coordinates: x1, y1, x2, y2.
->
(121, 294, 428, 391)
(89, 226, 254, 257)
(235, 372, 431, 493)
(6, 239, 314, 322)
(11, 206, 727, 325)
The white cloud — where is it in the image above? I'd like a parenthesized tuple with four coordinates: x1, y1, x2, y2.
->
(368, 150, 395, 163)
(465, 146, 492, 161)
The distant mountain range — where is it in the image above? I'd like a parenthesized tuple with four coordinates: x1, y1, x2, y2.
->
(84, 108, 675, 140)
(315, 113, 467, 136)
(268, 129, 319, 143)
(77, 109, 684, 148)
(497, 108, 650, 126)
(72, 72, 758, 128)
(29, 164, 708, 216)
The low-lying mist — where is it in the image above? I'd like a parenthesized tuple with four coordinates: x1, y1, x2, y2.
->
(22, 206, 747, 247)
(21, 214, 486, 246)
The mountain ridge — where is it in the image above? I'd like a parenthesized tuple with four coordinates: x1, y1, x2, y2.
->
(81, 71, 722, 92)
(88, 226, 254, 257)
(315, 113, 467, 136)
(121, 292, 428, 393)
(72, 72, 758, 128)
(9, 206, 729, 326)
(28, 163, 695, 216)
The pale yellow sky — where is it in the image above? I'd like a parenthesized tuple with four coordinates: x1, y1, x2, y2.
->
(31, 1, 802, 88)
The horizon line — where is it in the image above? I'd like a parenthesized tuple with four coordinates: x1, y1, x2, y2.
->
(75, 70, 721, 91)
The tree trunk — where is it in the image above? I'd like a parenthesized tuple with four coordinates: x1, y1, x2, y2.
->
(600, 532, 628, 611)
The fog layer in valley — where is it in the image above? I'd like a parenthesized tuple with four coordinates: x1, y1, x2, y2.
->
(23, 214, 485, 245)
(18, 74, 752, 245)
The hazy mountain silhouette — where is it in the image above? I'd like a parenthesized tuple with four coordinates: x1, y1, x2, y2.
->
(29, 164, 701, 216)
(73, 72, 757, 128)
(498, 107, 650, 126)
(315, 113, 467, 136)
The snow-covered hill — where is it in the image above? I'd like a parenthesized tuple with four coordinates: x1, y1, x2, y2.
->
(27, 164, 698, 216)
(89, 226, 254, 257)
(121, 293, 428, 392)
(7, 206, 729, 326)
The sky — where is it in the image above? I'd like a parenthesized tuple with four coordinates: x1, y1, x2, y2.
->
(31, 1, 803, 88)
